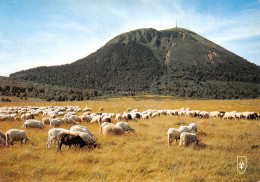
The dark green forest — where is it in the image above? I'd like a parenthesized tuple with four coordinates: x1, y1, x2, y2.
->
(0, 76, 101, 102)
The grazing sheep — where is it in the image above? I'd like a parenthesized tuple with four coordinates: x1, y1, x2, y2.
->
(115, 122, 135, 133)
(167, 128, 182, 146)
(133, 112, 141, 119)
(101, 125, 124, 136)
(199, 111, 209, 118)
(179, 132, 199, 147)
(50, 119, 62, 127)
(179, 126, 191, 133)
(81, 115, 92, 123)
(178, 110, 186, 116)
(186, 111, 198, 117)
(242, 112, 258, 120)
(189, 123, 198, 132)
(70, 131, 96, 145)
(223, 112, 236, 120)
(6, 129, 29, 146)
(152, 112, 160, 118)
(21, 113, 34, 120)
(70, 125, 95, 139)
(102, 116, 112, 123)
(57, 132, 87, 151)
(62, 117, 76, 124)
(123, 113, 132, 121)
(83, 108, 92, 112)
(209, 111, 225, 118)
(141, 114, 149, 119)
(46, 128, 69, 148)
(70, 115, 81, 122)
(42, 118, 51, 125)
(100, 122, 115, 134)
(23, 119, 45, 129)
(90, 115, 102, 124)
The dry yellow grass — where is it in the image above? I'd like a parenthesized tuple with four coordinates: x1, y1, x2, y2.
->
(0, 97, 259, 181)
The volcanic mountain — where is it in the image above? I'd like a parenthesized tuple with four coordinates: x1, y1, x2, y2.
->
(9, 27, 260, 99)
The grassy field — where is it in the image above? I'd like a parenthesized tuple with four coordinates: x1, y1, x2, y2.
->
(0, 97, 259, 181)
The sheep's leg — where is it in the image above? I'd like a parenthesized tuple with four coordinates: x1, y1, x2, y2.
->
(52, 138, 56, 147)
(57, 142, 62, 151)
(20, 138, 23, 146)
(168, 135, 172, 146)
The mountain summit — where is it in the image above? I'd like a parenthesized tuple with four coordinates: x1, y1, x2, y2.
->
(10, 27, 260, 99)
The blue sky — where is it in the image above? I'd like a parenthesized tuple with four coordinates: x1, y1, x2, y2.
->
(0, 0, 259, 76)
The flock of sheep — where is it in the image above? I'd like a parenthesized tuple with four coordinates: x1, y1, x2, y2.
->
(0, 105, 259, 151)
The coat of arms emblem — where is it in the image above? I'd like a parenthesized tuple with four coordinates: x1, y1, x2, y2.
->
(237, 156, 247, 174)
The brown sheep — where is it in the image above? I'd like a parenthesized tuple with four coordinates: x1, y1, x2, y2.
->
(57, 132, 87, 151)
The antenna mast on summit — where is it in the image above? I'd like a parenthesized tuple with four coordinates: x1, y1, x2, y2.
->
(176, 20, 177, 28)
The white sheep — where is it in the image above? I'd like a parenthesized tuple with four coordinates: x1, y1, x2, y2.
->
(50, 119, 62, 127)
(6, 129, 29, 146)
(90, 115, 102, 124)
(223, 112, 236, 120)
(179, 126, 191, 133)
(81, 115, 93, 122)
(46, 128, 69, 148)
(100, 122, 115, 134)
(115, 122, 135, 133)
(167, 128, 182, 146)
(70, 131, 96, 145)
(70, 115, 81, 122)
(70, 125, 95, 139)
(199, 111, 209, 118)
(22, 113, 34, 120)
(141, 114, 149, 119)
(209, 111, 224, 118)
(101, 125, 124, 135)
(42, 118, 51, 125)
(62, 117, 76, 124)
(179, 132, 199, 147)
(152, 112, 160, 118)
(23, 119, 45, 129)
(189, 123, 198, 132)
